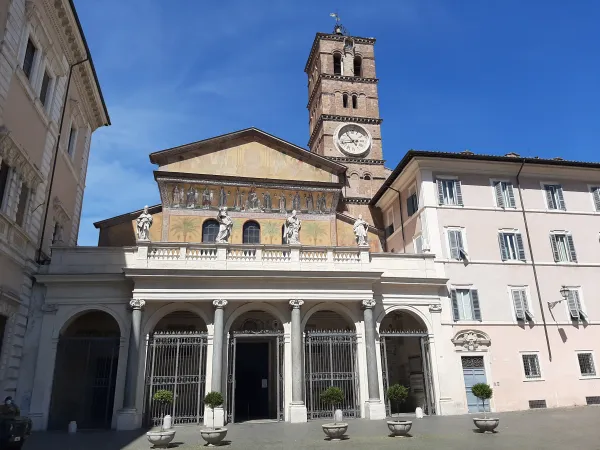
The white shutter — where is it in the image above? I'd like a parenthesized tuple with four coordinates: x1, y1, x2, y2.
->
(455, 180, 464, 206)
(498, 233, 508, 261)
(567, 290, 580, 320)
(512, 290, 525, 320)
(494, 182, 504, 208)
(556, 186, 566, 210)
(592, 187, 600, 211)
(506, 182, 516, 208)
(448, 230, 459, 259)
(544, 185, 555, 209)
(436, 180, 444, 205)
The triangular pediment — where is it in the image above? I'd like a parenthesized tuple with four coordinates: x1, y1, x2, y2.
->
(150, 128, 345, 183)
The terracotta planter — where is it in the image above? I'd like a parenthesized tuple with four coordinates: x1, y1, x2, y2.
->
(146, 429, 176, 448)
(322, 423, 348, 441)
(387, 420, 412, 437)
(200, 427, 228, 447)
(473, 418, 500, 433)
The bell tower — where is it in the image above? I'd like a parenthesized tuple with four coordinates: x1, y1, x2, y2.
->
(305, 21, 387, 218)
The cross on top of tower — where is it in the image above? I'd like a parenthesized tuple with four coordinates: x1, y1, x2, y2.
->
(329, 12, 347, 35)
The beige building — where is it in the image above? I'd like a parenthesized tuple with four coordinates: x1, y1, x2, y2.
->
(0, 0, 109, 400)
(372, 151, 600, 413)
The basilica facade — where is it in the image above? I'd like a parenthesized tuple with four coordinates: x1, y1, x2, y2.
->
(21, 26, 600, 431)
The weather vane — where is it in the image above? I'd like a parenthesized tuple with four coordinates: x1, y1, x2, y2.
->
(329, 12, 347, 35)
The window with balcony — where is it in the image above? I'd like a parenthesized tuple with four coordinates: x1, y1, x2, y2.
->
(550, 232, 577, 263)
(577, 352, 596, 377)
(450, 288, 481, 321)
(511, 288, 533, 321)
(522, 354, 542, 379)
(436, 178, 463, 206)
(498, 231, 526, 261)
(544, 184, 566, 210)
(493, 181, 516, 208)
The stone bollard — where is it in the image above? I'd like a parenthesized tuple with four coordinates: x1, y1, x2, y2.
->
(334, 409, 343, 423)
(162, 414, 172, 430)
(415, 407, 424, 419)
(68, 421, 77, 433)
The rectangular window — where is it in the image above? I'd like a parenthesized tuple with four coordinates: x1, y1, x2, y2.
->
(67, 126, 77, 156)
(15, 184, 30, 227)
(437, 179, 463, 206)
(578, 353, 596, 377)
(447, 228, 467, 260)
(498, 232, 526, 261)
(407, 192, 418, 216)
(511, 288, 534, 321)
(39, 70, 51, 106)
(566, 288, 588, 321)
(493, 181, 516, 208)
(544, 184, 566, 210)
(522, 354, 541, 379)
(0, 162, 9, 209)
(385, 209, 394, 237)
(550, 232, 577, 263)
(23, 38, 37, 79)
(591, 186, 600, 212)
(451, 289, 481, 321)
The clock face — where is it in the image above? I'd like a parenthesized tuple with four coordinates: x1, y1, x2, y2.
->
(335, 123, 371, 156)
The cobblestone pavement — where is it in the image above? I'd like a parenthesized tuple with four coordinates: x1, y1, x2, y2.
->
(23, 406, 600, 450)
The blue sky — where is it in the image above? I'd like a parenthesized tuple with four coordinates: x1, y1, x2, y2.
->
(74, 0, 600, 245)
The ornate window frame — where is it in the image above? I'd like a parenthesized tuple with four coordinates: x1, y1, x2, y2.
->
(451, 329, 491, 352)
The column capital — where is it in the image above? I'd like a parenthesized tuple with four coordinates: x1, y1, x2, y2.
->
(129, 299, 145, 310)
(213, 299, 228, 309)
(361, 299, 376, 309)
(289, 299, 304, 309)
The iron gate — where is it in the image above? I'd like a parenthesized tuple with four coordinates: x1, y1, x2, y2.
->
(304, 331, 359, 419)
(144, 332, 208, 426)
(380, 333, 436, 416)
(226, 332, 285, 423)
(48, 337, 119, 430)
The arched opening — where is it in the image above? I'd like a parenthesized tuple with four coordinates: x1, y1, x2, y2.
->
(227, 310, 284, 423)
(353, 56, 362, 77)
(242, 220, 260, 244)
(379, 310, 435, 416)
(202, 219, 219, 243)
(48, 311, 120, 430)
(145, 310, 208, 426)
(342, 93, 348, 108)
(352, 94, 358, 109)
(333, 53, 342, 75)
(304, 310, 359, 419)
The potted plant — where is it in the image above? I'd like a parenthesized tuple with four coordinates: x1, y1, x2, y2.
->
(386, 384, 412, 437)
(471, 383, 499, 433)
(146, 390, 176, 448)
(320, 386, 348, 441)
(200, 392, 228, 447)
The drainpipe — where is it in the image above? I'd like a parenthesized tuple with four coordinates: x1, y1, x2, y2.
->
(36, 58, 89, 264)
(387, 186, 405, 253)
(515, 160, 553, 361)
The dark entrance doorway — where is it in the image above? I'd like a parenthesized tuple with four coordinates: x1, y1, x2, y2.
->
(234, 342, 269, 421)
(48, 311, 120, 430)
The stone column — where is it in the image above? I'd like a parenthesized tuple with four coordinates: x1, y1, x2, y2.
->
(362, 299, 386, 420)
(205, 299, 227, 428)
(289, 299, 307, 423)
(116, 299, 145, 430)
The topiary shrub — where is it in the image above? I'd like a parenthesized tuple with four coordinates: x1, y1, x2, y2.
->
(152, 390, 173, 430)
(320, 386, 344, 424)
(387, 384, 409, 417)
(471, 383, 493, 418)
(204, 391, 224, 429)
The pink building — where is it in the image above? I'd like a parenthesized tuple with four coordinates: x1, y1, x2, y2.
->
(372, 150, 600, 413)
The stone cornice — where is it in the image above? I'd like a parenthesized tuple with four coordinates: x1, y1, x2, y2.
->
(307, 74, 379, 109)
(308, 115, 383, 148)
(342, 197, 371, 205)
(326, 156, 386, 166)
(40, 0, 110, 129)
(305, 32, 376, 73)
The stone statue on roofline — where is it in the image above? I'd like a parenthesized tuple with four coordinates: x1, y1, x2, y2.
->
(353, 214, 369, 247)
(136, 205, 153, 241)
(215, 207, 233, 244)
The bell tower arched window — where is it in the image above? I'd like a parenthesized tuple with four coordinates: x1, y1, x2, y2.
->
(243, 221, 261, 244)
(342, 93, 348, 108)
(353, 56, 362, 77)
(202, 219, 219, 243)
(352, 94, 358, 109)
(333, 53, 342, 76)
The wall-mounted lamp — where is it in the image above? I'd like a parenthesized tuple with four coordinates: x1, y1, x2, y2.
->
(548, 285, 569, 309)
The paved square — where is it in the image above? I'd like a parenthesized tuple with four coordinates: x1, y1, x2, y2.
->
(23, 406, 600, 450)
